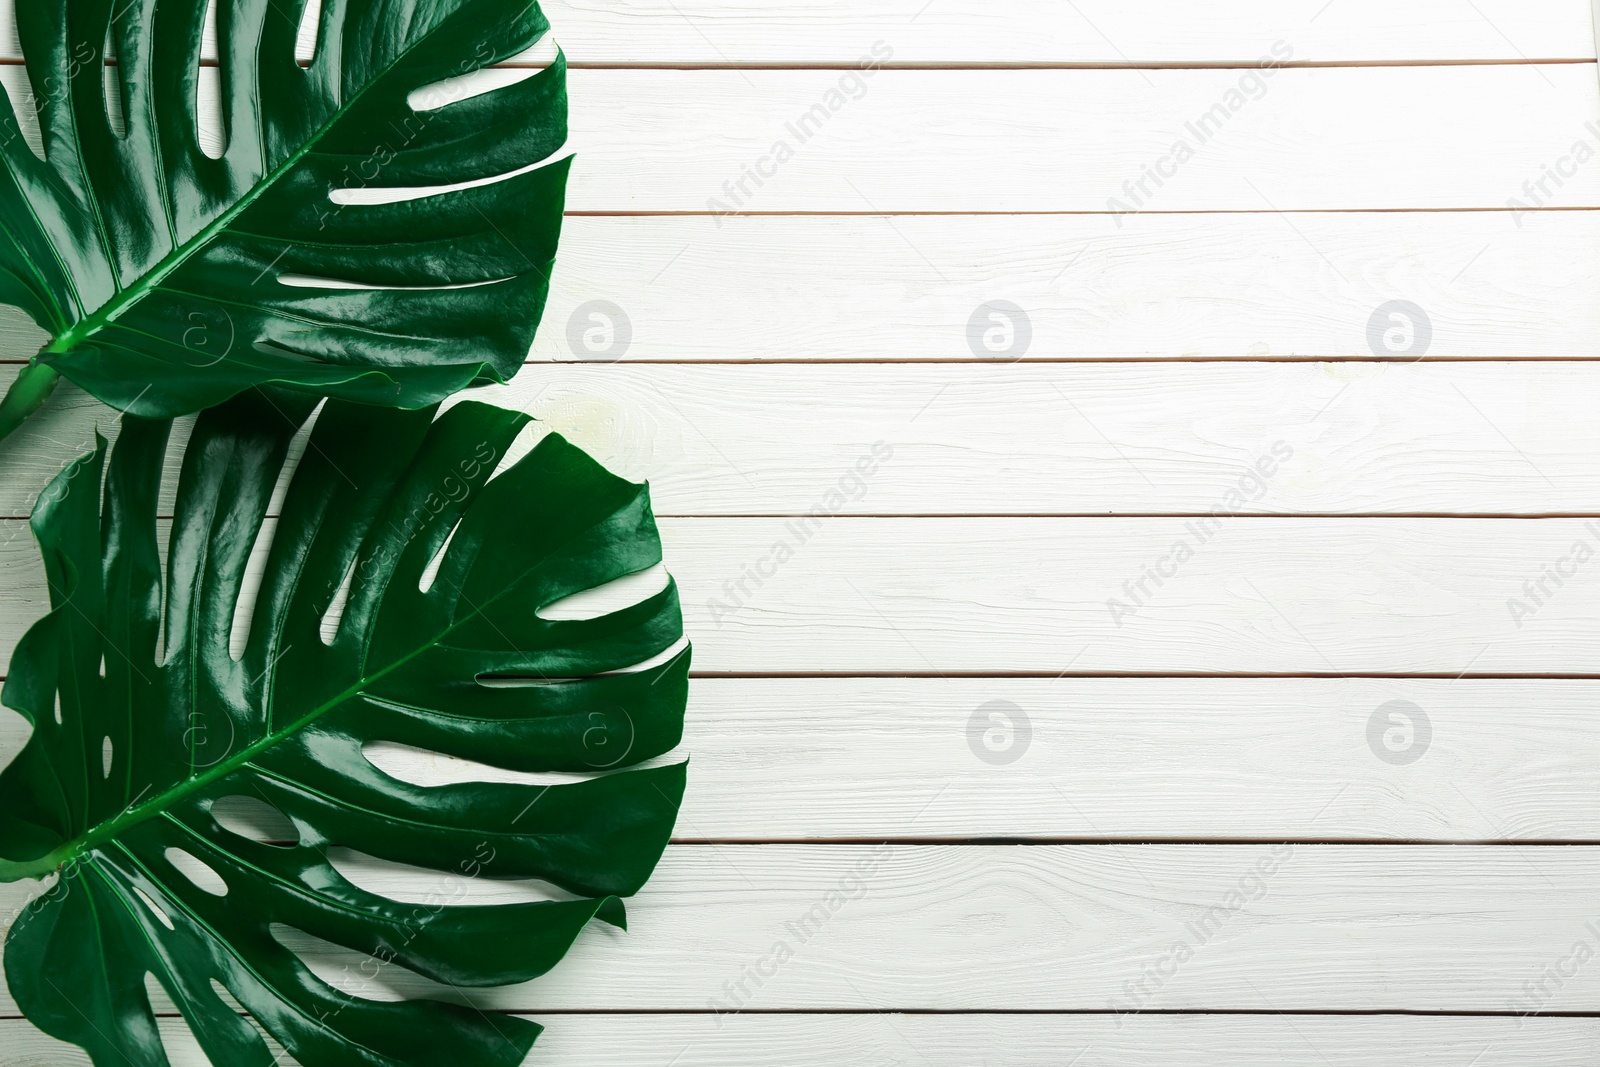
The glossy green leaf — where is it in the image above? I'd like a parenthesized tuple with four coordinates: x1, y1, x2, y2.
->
(0, 390, 689, 1065)
(0, 0, 568, 441)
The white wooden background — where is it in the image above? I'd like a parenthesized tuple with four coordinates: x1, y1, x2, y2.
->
(6, 0, 1600, 1063)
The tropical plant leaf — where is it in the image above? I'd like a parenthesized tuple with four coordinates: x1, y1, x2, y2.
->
(0, 0, 568, 441)
(0, 389, 689, 1066)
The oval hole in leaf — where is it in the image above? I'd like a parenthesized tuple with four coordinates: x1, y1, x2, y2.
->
(131, 886, 175, 931)
(165, 848, 228, 896)
(211, 794, 298, 846)
(101, 736, 113, 779)
(538, 563, 670, 621)
(53, 693, 62, 725)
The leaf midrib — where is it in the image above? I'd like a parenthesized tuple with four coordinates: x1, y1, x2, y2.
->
(43, 36, 425, 357)
(1, 500, 621, 883)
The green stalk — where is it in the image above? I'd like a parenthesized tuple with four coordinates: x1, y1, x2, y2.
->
(0, 360, 60, 444)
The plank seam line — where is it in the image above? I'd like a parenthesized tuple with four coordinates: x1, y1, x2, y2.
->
(8, 1009, 1600, 1020)
(34, 58, 1600, 71)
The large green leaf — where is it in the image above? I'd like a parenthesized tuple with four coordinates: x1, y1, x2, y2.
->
(0, 0, 568, 440)
(0, 390, 689, 1065)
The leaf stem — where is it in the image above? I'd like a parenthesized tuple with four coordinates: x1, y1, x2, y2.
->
(0, 361, 60, 444)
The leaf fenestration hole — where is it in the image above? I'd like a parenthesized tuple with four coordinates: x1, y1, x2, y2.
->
(406, 34, 557, 113)
(362, 739, 660, 789)
(269, 924, 407, 1002)
(327, 847, 581, 906)
(211, 794, 298, 846)
(196, 0, 224, 157)
(417, 518, 460, 594)
(538, 564, 670, 621)
(295, 0, 322, 67)
(229, 517, 276, 661)
(52, 692, 62, 725)
(102, 25, 126, 138)
(275, 273, 509, 292)
(165, 848, 228, 896)
(132, 886, 176, 931)
(328, 144, 573, 207)
(101, 736, 113, 778)
(319, 557, 356, 645)
(98, 654, 106, 678)
(211, 978, 300, 1061)
(154, 418, 197, 667)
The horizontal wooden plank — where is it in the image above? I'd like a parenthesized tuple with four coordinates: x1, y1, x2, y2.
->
(0, 1, 1588, 65)
(538, 0, 1599, 65)
(0, 214, 1595, 364)
(2, 67, 1593, 211)
(529, 210, 1600, 361)
(8, 359, 1600, 517)
(6, 845, 1600, 1012)
(6, 676, 1589, 842)
(2, 517, 1600, 674)
(2, 1012, 1597, 1066)
(559, 66, 1600, 212)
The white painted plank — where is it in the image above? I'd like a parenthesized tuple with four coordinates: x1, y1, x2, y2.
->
(0, 0, 1586, 65)
(0, 676, 1566, 842)
(0, 517, 1599, 674)
(7, 360, 1600, 517)
(2, 1013, 1596, 1066)
(560, 66, 1600, 212)
(2, 67, 1593, 211)
(0, 212, 1594, 364)
(528, 211, 1600, 361)
(538, 0, 1598, 65)
(452, 362, 1600, 516)
(5, 845, 1600, 1012)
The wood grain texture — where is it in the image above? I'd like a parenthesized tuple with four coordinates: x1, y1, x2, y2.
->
(536, 0, 1598, 65)
(2, 677, 1578, 842)
(2, 1013, 1597, 1066)
(0, 0, 1587, 64)
(0, 517, 1599, 675)
(2, 211, 1598, 363)
(556, 66, 1600, 212)
(3, 65, 1593, 212)
(6, 845, 1600, 1013)
(2, 358, 1599, 518)
(526, 211, 1600, 361)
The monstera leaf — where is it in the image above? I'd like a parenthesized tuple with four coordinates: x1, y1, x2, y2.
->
(0, 0, 568, 441)
(0, 390, 689, 1065)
